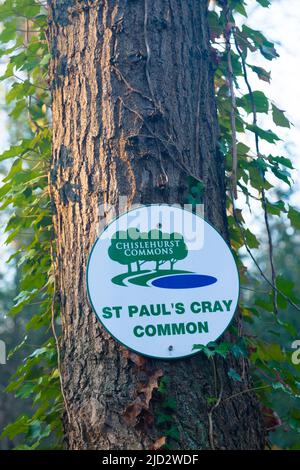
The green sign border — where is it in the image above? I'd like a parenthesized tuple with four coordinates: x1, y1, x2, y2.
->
(86, 204, 240, 361)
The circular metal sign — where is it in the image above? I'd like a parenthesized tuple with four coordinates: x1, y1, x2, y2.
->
(86, 205, 239, 359)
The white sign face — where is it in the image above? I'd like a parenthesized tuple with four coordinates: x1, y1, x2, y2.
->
(87, 205, 239, 359)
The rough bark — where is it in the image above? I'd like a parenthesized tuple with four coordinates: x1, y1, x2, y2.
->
(48, 0, 264, 450)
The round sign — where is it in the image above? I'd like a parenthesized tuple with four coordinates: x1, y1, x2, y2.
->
(86, 204, 239, 359)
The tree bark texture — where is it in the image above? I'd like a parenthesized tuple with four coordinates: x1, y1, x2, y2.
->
(48, 0, 264, 450)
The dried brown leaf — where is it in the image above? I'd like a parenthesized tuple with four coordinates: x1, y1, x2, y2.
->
(151, 436, 166, 450)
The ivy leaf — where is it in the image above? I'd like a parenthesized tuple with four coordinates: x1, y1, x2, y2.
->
(256, 0, 271, 7)
(0, 19, 16, 43)
(260, 44, 279, 61)
(269, 155, 293, 169)
(237, 142, 250, 156)
(234, 2, 248, 17)
(165, 425, 180, 442)
(242, 25, 266, 46)
(248, 64, 271, 83)
(272, 104, 291, 128)
(242, 25, 279, 60)
(244, 228, 260, 249)
(276, 275, 295, 298)
(208, 11, 223, 41)
(156, 413, 172, 426)
(22, 4, 41, 19)
(255, 297, 273, 312)
(231, 343, 247, 359)
(247, 124, 280, 143)
(0, 61, 14, 81)
(215, 342, 231, 358)
(288, 206, 300, 231)
(192, 343, 215, 357)
(7, 335, 28, 359)
(162, 397, 177, 410)
(237, 90, 269, 114)
(40, 53, 51, 67)
(26, 421, 51, 443)
(265, 199, 286, 216)
(1, 415, 29, 439)
(271, 166, 292, 186)
(228, 368, 243, 382)
(15, 382, 35, 399)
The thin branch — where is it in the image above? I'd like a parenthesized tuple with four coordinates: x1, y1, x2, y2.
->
(241, 286, 270, 294)
(224, 5, 238, 199)
(50, 241, 72, 428)
(144, 0, 159, 110)
(119, 97, 203, 183)
(110, 64, 153, 104)
(234, 30, 278, 316)
(208, 372, 223, 450)
(231, 192, 300, 313)
(222, 384, 271, 403)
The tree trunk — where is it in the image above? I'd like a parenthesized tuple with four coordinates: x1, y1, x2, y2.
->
(48, 0, 264, 450)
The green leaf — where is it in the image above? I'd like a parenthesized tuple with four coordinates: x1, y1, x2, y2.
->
(272, 104, 291, 128)
(0, 61, 14, 81)
(0, 143, 28, 161)
(215, 342, 231, 358)
(6, 80, 36, 103)
(260, 44, 279, 61)
(228, 368, 243, 382)
(247, 124, 280, 143)
(40, 53, 51, 66)
(0, 182, 11, 199)
(165, 425, 180, 441)
(255, 297, 273, 312)
(271, 166, 292, 186)
(248, 64, 271, 83)
(256, 0, 271, 7)
(265, 199, 286, 216)
(231, 343, 247, 359)
(237, 91, 269, 114)
(288, 206, 300, 231)
(269, 155, 293, 169)
(237, 142, 250, 156)
(1, 415, 29, 439)
(156, 412, 172, 425)
(276, 275, 294, 296)
(29, 347, 49, 359)
(27, 420, 51, 442)
(234, 2, 248, 17)
(208, 11, 223, 40)
(162, 397, 177, 410)
(0, 19, 16, 43)
(7, 335, 28, 359)
(242, 25, 279, 60)
(244, 228, 260, 249)
(15, 382, 35, 399)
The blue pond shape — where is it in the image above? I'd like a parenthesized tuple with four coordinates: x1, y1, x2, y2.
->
(151, 274, 217, 289)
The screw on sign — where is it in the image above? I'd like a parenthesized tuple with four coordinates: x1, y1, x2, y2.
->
(87, 205, 239, 359)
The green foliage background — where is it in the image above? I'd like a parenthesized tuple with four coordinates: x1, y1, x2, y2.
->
(0, 0, 300, 449)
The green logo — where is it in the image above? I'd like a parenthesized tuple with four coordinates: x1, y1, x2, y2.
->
(108, 228, 189, 287)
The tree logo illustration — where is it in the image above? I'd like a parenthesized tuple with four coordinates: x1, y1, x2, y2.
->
(107, 228, 217, 289)
(108, 228, 193, 287)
